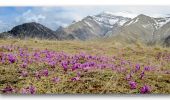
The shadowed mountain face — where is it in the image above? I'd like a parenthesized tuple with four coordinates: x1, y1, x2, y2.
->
(1, 12, 170, 46)
(8, 22, 58, 39)
(55, 26, 75, 40)
(0, 22, 74, 40)
(164, 35, 170, 46)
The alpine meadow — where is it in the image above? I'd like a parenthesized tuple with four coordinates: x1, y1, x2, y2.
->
(0, 6, 170, 94)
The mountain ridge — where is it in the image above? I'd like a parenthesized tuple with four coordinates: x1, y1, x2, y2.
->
(0, 12, 170, 46)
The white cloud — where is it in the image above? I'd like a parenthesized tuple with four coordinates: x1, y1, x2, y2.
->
(14, 7, 84, 30)
(112, 11, 137, 18)
(26, 14, 46, 22)
(0, 20, 12, 32)
(16, 9, 46, 23)
(62, 6, 170, 18)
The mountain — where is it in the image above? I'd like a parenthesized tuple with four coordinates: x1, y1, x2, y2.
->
(55, 26, 75, 40)
(57, 12, 131, 40)
(164, 35, 170, 46)
(0, 22, 72, 40)
(154, 21, 170, 46)
(110, 14, 158, 43)
(110, 14, 170, 45)
(0, 12, 170, 47)
(9, 22, 58, 39)
(93, 11, 131, 27)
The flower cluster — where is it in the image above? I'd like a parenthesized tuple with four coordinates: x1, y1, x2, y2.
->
(0, 45, 169, 94)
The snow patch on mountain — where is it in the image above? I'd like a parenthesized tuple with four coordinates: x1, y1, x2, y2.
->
(151, 17, 170, 29)
(125, 18, 139, 26)
(134, 18, 139, 23)
(119, 20, 128, 26)
(142, 24, 150, 28)
(84, 21, 93, 28)
(157, 17, 170, 28)
(92, 11, 131, 28)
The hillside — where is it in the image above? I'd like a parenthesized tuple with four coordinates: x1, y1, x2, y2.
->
(0, 39, 170, 94)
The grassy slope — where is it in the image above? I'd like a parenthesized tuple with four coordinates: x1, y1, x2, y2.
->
(0, 39, 170, 94)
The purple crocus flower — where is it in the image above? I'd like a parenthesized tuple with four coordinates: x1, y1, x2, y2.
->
(21, 70, 28, 77)
(121, 60, 126, 65)
(29, 85, 36, 94)
(71, 77, 80, 81)
(140, 85, 151, 94)
(135, 64, 140, 71)
(72, 63, 80, 71)
(35, 71, 41, 79)
(8, 54, 16, 63)
(125, 74, 132, 81)
(77, 72, 81, 77)
(20, 85, 36, 94)
(0, 53, 6, 64)
(20, 62, 28, 68)
(63, 65, 68, 72)
(1, 86, 14, 93)
(49, 61, 56, 68)
(129, 81, 137, 89)
(165, 70, 170, 74)
(140, 71, 145, 79)
(42, 69, 48, 77)
(51, 77, 60, 83)
(61, 61, 68, 72)
(144, 66, 151, 71)
(71, 72, 80, 81)
(20, 88, 28, 94)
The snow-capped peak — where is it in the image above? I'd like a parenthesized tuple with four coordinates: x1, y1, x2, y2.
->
(154, 17, 170, 28)
(91, 11, 131, 27)
(125, 18, 139, 26)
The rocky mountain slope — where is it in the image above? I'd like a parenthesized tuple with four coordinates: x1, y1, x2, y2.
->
(58, 12, 131, 40)
(110, 14, 170, 46)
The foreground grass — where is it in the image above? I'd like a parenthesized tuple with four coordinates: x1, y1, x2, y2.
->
(0, 39, 170, 94)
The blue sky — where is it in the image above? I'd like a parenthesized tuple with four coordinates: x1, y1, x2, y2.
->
(1, 6, 170, 32)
